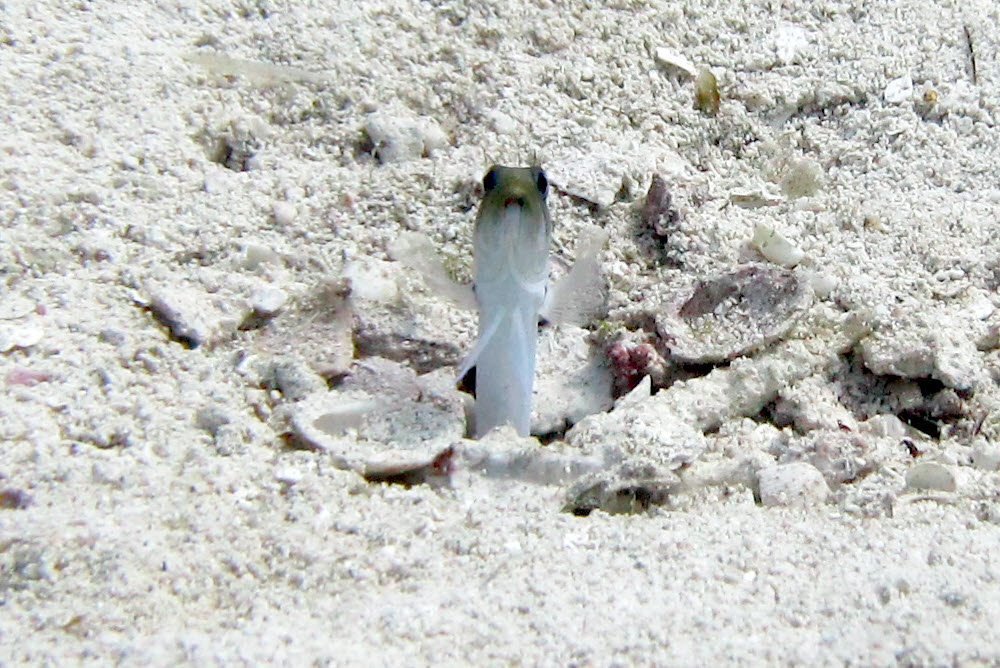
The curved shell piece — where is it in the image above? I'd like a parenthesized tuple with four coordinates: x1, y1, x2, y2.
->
(656, 264, 812, 364)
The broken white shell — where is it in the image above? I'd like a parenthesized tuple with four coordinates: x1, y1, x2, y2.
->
(751, 223, 805, 268)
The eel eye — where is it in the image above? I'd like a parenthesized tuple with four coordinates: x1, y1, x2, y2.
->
(533, 168, 548, 198)
(482, 166, 499, 192)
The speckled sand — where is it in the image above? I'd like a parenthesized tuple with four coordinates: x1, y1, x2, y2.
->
(3, 1, 1000, 664)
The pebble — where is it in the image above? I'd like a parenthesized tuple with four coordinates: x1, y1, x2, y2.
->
(884, 75, 913, 104)
(0, 319, 44, 352)
(971, 442, 1000, 471)
(363, 113, 448, 163)
(858, 315, 978, 391)
(146, 283, 246, 348)
(273, 466, 303, 486)
(567, 397, 707, 474)
(968, 294, 995, 321)
(6, 368, 52, 386)
(905, 461, 956, 492)
(751, 223, 805, 268)
(249, 286, 287, 317)
(780, 159, 823, 199)
(757, 462, 830, 508)
(487, 111, 517, 135)
(614, 374, 652, 410)
(271, 201, 297, 226)
(99, 328, 127, 346)
(808, 271, 837, 299)
(268, 359, 328, 401)
(773, 24, 810, 65)
(563, 461, 678, 515)
(344, 260, 399, 302)
(0, 488, 34, 510)
(194, 406, 233, 437)
(0, 295, 35, 320)
(243, 242, 279, 270)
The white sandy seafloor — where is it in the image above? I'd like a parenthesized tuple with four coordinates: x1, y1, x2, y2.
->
(3, 0, 1000, 664)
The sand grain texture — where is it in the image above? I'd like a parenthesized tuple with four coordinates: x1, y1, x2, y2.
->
(3, 0, 1000, 664)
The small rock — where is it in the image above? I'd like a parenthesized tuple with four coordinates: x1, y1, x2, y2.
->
(567, 397, 707, 473)
(0, 319, 44, 352)
(751, 223, 805, 268)
(972, 441, 1000, 471)
(773, 24, 810, 65)
(6, 368, 52, 386)
(487, 111, 517, 135)
(655, 264, 812, 363)
(212, 423, 247, 456)
(563, 461, 678, 515)
(0, 295, 36, 320)
(808, 271, 837, 299)
(249, 286, 287, 317)
(0, 488, 34, 510)
(99, 328, 127, 346)
(273, 466, 303, 485)
(145, 282, 247, 348)
(806, 430, 873, 484)
(859, 413, 908, 439)
(267, 359, 328, 401)
(757, 462, 829, 507)
(884, 75, 913, 104)
(905, 461, 956, 492)
(640, 174, 680, 237)
(614, 374, 652, 410)
(240, 285, 289, 330)
(363, 113, 448, 163)
(780, 159, 823, 199)
(195, 406, 232, 436)
(858, 314, 978, 391)
(243, 242, 279, 270)
(271, 201, 297, 226)
(206, 116, 267, 172)
(966, 291, 995, 321)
